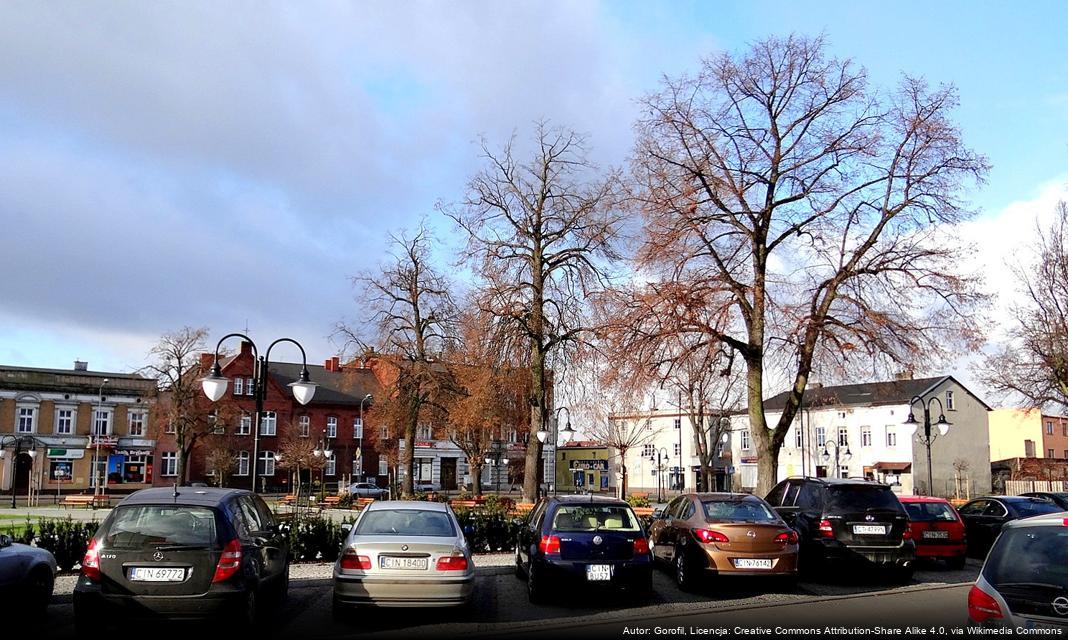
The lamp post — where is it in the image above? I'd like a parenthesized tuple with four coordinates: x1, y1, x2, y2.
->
(201, 333, 318, 494)
(313, 431, 333, 503)
(648, 446, 669, 503)
(0, 434, 47, 509)
(92, 378, 109, 498)
(820, 439, 852, 479)
(538, 407, 575, 496)
(357, 394, 373, 482)
(904, 395, 951, 496)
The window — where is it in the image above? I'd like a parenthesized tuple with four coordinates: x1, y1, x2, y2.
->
(353, 458, 363, 475)
(325, 457, 336, 476)
(92, 409, 112, 436)
(234, 377, 243, 395)
(54, 408, 75, 435)
(237, 415, 251, 436)
(164, 420, 177, 434)
(259, 411, 276, 436)
(327, 417, 338, 439)
(673, 418, 681, 430)
(861, 426, 872, 447)
(945, 390, 955, 411)
(886, 427, 897, 447)
(380, 425, 388, 439)
(1064, 450, 1068, 459)
(741, 430, 751, 451)
(16, 406, 36, 434)
(1025, 440, 1036, 457)
(299, 415, 310, 438)
(378, 459, 388, 476)
(161, 452, 178, 477)
(236, 451, 250, 476)
(417, 424, 432, 440)
(642, 443, 655, 458)
(257, 451, 276, 476)
(246, 378, 255, 396)
(128, 411, 146, 437)
(210, 411, 225, 434)
(839, 464, 850, 479)
(508, 428, 517, 443)
(815, 426, 826, 447)
(837, 427, 848, 446)
(354, 417, 363, 439)
(1049, 448, 1056, 458)
(1047, 421, 1054, 435)
(1063, 424, 1068, 437)
(794, 427, 803, 449)
(673, 443, 681, 456)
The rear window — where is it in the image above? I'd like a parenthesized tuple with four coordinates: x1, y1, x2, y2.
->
(1011, 500, 1064, 519)
(355, 509, 455, 537)
(102, 505, 219, 549)
(702, 500, 778, 522)
(904, 502, 958, 522)
(552, 505, 640, 532)
(826, 486, 904, 513)
(984, 527, 1068, 589)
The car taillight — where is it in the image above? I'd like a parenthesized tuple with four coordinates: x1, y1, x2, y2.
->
(818, 519, 835, 538)
(212, 538, 243, 583)
(436, 554, 469, 571)
(775, 530, 799, 545)
(633, 538, 650, 555)
(339, 548, 372, 570)
(902, 527, 912, 540)
(693, 529, 729, 544)
(81, 538, 101, 582)
(539, 535, 561, 554)
(968, 585, 1003, 623)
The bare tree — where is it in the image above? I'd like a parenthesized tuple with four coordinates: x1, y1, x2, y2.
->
(141, 327, 215, 483)
(982, 202, 1068, 410)
(444, 123, 625, 501)
(277, 427, 326, 501)
(623, 34, 987, 495)
(336, 225, 455, 496)
(203, 439, 236, 488)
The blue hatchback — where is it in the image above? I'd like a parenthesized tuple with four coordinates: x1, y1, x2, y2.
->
(514, 495, 653, 603)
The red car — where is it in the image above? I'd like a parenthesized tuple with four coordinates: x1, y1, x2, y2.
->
(899, 496, 966, 569)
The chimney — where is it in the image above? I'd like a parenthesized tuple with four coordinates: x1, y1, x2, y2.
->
(324, 358, 335, 372)
(894, 369, 914, 381)
(240, 340, 254, 357)
(332, 356, 341, 371)
(200, 352, 216, 371)
(73, 360, 88, 371)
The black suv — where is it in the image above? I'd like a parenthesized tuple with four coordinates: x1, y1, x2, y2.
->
(765, 477, 915, 579)
(73, 487, 289, 628)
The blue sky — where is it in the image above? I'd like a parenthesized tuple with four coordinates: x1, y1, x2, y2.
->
(0, 1, 1065, 398)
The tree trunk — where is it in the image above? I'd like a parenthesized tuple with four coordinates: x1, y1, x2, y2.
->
(472, 462, 483, 496)
(402, 402, 417, 496)
(524, 343, 547, 503)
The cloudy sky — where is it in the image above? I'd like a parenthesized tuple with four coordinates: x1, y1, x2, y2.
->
(1, 1, 1066, 401)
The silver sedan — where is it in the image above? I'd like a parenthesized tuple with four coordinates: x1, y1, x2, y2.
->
(332, 501, 474, 612)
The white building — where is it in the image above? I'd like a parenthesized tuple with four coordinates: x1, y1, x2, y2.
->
(728, 375, 992, 498)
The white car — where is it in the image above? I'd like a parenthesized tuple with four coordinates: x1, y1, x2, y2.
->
(347, 482, 389, 499)
(0, 533, 57, 612)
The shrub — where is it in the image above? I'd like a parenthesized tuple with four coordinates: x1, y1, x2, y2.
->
(0, 517, 101, 571)
(626, 494, 651, 508)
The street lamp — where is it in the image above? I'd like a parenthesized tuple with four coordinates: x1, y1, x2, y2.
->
(538, 407, 575, 496)
(904, 395, 951, 496)
(92, 378, 109, 498)
(201, 333, 318, 493)
(0, 434, 47, 509)
(647, 446, 670, 503)
(313, 431, 333, 503)
(820, 439, 852, 479)
(357, 394, 373, 482)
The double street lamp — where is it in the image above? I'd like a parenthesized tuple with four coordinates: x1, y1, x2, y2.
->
(484, 447, 509, 495)
(201, 333, 318, 493)
(537, 407, 575, 496)
(0, 434, 46, 508)
(92, 378, 109, 498)
(904, 395, 951, 496)
(648, 446, 670, 503)
(821, 439, 852, 479)
(313, 431, 334, 502)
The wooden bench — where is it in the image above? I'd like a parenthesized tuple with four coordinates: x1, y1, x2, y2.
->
(632, 507, 654, 518)
(449, 500, 481, 509)
(279, 495, 298, 506)
(355, 497, 376, 509)
(510, 502, 535, 517)
(322, 496, 342, 508)
(62, 495, 110, 509)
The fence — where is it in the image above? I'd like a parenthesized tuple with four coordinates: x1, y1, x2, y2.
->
(1005, 480, 1066, 495)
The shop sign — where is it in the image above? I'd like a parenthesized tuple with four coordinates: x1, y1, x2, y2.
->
(570, 459, 609, 471)
(415, 441, 435, 448)
(47, 448, 85, 459)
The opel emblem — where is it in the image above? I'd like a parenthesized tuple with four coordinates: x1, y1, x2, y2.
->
(153, 551, 164, 561)
(593, 535, 603, 545)
(746, 530, 757, 538)
(865, 515, 875, 522)
(401, 544, 409, 551)
(1053, 596, 1068, 616)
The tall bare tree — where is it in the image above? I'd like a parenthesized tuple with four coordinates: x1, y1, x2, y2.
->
(444, 123, 625, 501)
(336, 225, 455, 496)
(982, 202, 1068, 409)
(624, 34, 988, 495)
(142, 326, 215, 483)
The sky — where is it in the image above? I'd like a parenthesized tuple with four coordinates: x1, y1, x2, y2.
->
(1, 1, 1066, 404)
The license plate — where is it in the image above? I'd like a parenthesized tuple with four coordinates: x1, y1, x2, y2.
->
(586, 564, 612, 581)
(380, 556, 428, 570)
(129, 567, 185, 582)
(922, 530, 949, 539)
(732, 558, 773, 569)
(853, 525, 886, 535)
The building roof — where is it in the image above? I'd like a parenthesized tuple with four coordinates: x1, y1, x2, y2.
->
(268, 362, 381, 407)
(762, 375, 991, 412)
(0, 364, 156, 395)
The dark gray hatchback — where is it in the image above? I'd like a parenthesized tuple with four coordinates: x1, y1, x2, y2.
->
(73, 487, 289, 629)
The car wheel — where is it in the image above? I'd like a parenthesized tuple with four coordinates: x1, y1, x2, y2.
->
(332, 597, 352, 622)
(27, 566, 54, 612)
(946, 555, 966, 570)
(527, 562, 546, 604)
(628, 574, 653, 603)
(674, 546, 697, 592)
(236, 589, 260, 628)
(277, 566, 290, 604)
(893, 565, 914, 584)
(514, 547, 526, 579)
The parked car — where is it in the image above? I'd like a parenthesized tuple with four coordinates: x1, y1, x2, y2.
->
(333, 500, 474, 613)
(347, 482, 389, 499)
(899, 496, 967, 569)
(968, 511, 1068, 628)
(0, 533, 57, 612)
(1020, 492, 1068, 510)
(764, 477, 915, 580)
(648, 492, 798, 591)
(957, 496, 1064, 559)
(414, 480, 440, 493)
(514, 495, 652, 603)
(73, 487, 290, 628)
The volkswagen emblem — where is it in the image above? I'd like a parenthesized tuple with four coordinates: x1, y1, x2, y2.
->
(865, 515, 875, 522)
(1052, 596, 1068, 616)
(153, 551, 164, 561)
(593, 535, 603, 546)
(746, 530, 757, 538)
(401, 544, 409, 551)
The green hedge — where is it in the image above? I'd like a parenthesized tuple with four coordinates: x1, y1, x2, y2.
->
(1, 518, 101, 571)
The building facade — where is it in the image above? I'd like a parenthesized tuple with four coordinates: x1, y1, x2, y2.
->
(988, 408, 1068, 462)
(554, 442, 615, 493)
(0, 361, 157, 499)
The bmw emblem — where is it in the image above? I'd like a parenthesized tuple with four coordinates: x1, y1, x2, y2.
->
(593, 536, 603, 546)
(401, 544, 409, 551)
(153, 551, 164, 561)
(1053, 596, 1068, 616)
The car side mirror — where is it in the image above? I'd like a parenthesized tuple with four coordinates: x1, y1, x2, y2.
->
(652, 508, 664, 519)
(0, 534, 11, 548)
(775, 506, 800, 523)
(341, 523, 353, 534)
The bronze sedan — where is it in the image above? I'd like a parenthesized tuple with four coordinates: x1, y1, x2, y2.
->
(649, 492, 798, 590)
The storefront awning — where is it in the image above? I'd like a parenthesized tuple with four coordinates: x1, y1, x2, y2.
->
(873, 461, 912, 472)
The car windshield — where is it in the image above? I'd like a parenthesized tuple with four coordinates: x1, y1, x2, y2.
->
(702, 500, 777, 522)
(904, 502, 958, 522)
(355, 509, 455, 537)
(984, 527, 1068, 589)
(827, 486, 904, 513)
(1011, 500, 1064, 518)
(551, 505, 640, 532)
(103, 505, 218, 549)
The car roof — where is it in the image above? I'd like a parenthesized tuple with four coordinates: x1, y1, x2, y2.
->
(686, 492, 762, 501)
(1003, 511, 1068, 529)
(898, 495, 952, 503)
(117, 486, 250, 507)
(365, 500, 449, 512)
(550, 494, 628, 506)
(789, 476, 891, 487)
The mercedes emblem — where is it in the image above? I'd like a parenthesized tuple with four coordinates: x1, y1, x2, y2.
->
(593, 535, 603, 545)
(1053, 596, 1068, 616)
(153, 551, 164, 561)
(865, 514, 875, 522)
